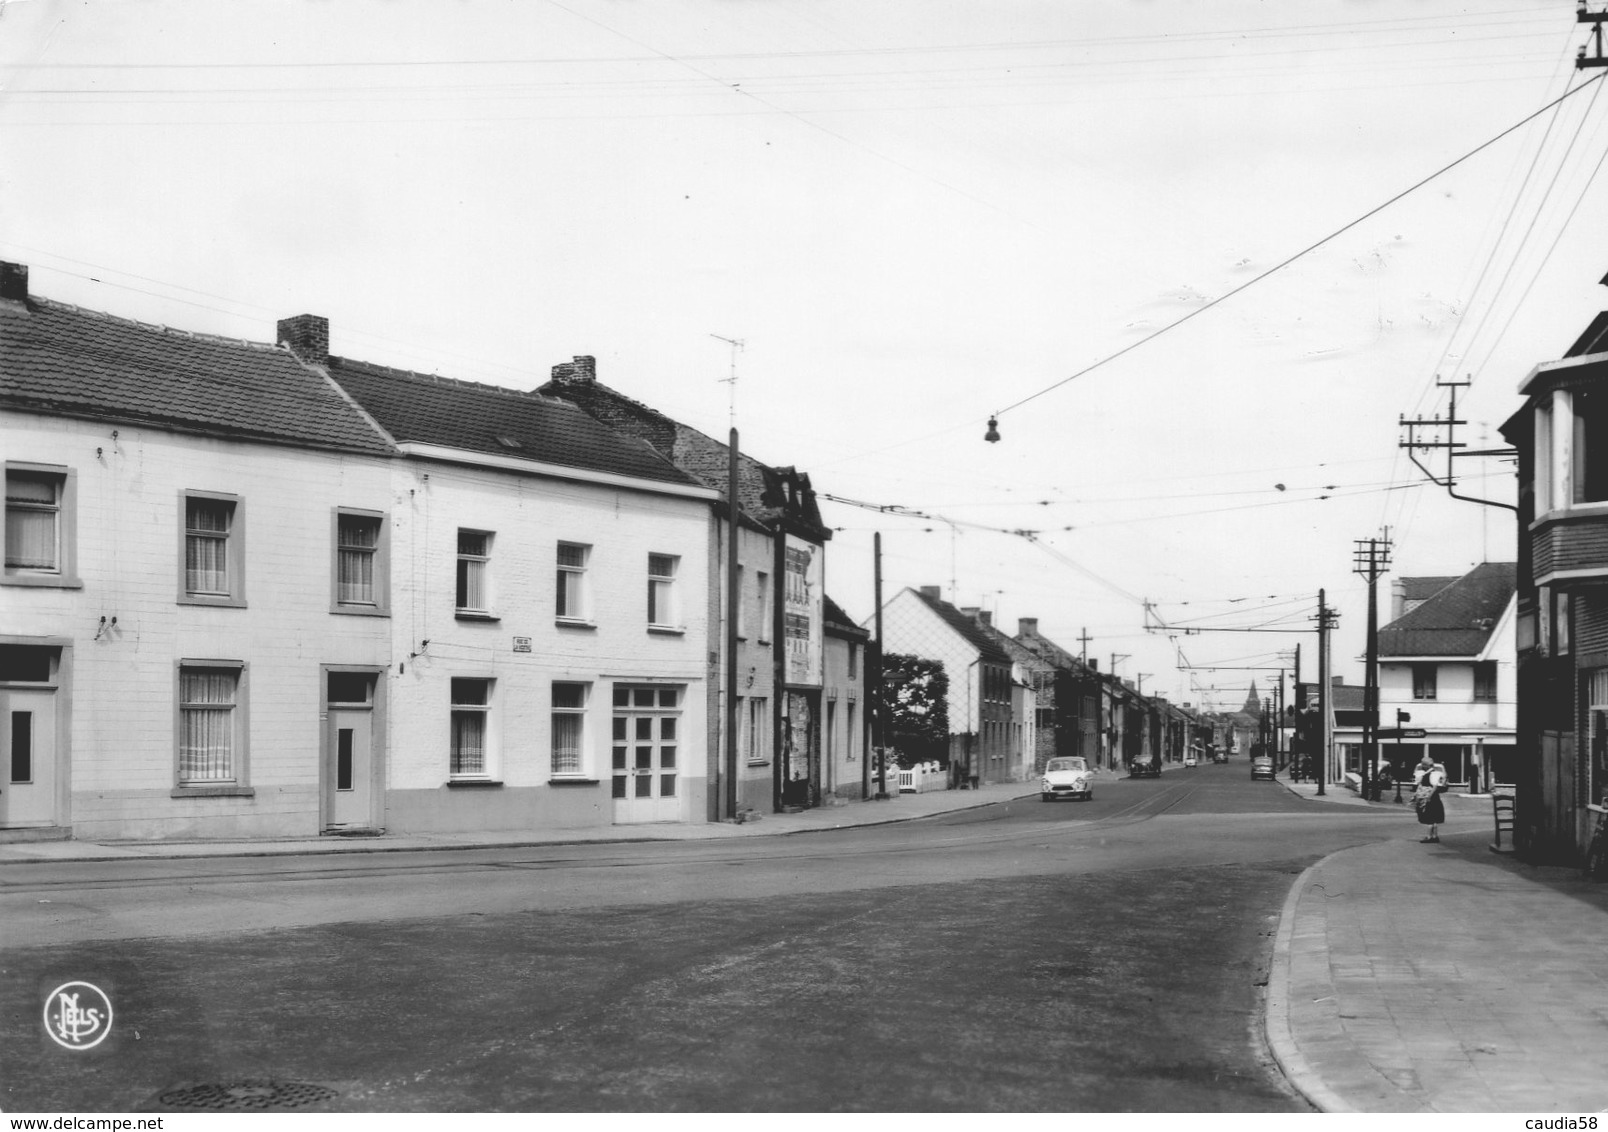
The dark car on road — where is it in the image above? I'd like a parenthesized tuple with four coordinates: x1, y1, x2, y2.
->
(1128, 755, 1161, 779)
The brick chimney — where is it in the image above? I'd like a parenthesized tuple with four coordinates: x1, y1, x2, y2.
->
(0, 261, 28, 304)
(550, 356, 597, 386)
(977, 610, 993, 628)
(1390, 578, 1405, 621)
(918, 585, 942, 600)
(1018, 617, 1038, 638)
(277, 314, 329, 366)
(960, 606, 981, 622)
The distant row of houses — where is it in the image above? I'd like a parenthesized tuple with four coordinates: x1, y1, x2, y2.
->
(878, 585, 1211, 783)
(0, 260, 1211, 845)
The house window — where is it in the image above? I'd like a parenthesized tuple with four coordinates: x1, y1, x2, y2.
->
(848, 642, 859, 680)
(551, 682, 589, 776)
(1556, 590, 1572, 657)
(756, 572, 771, 642)
(845, 701, 857, 761)
(1536, 396, 1554, 514)
(1412, 664, 1438, 701)
(747, 695, 769, 763)
(735, 564, 746, 638)
(1474, 662, 1498, 702)
(450, 678, 492, 777)
(456, 530, 492, 615)
(181, 493, 243, 605)
(648, 553, 679, 628)
(4, 466, 68, 580)
(178, 665, 242, 785)
(334, 510, 386, 611)
(1573, 388, 1608, 504)
(556, 542, 591, 622)
(1539, 585, 1554, 656)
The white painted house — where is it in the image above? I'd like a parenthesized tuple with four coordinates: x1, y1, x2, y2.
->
(305, 325, 718, 832)
(876, 586, 1030, 785)
(1335, 562, 1517, 791)
(1, 264, 396, 841)
(1, 262, 718, 842)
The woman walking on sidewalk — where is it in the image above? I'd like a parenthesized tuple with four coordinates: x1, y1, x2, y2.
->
(1412, 754, 1448, 842)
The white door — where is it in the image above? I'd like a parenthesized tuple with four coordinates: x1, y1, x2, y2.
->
(1, 688, 56, 827)
(611, 685, 683, 823)
(327, 709, 373, 828)
(325, 671, 376, 830)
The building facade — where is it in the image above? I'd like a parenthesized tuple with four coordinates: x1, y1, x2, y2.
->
(875, 586, 1027, 785)
(1500, 297, 1608, 861)
(539, 357, 833, 815)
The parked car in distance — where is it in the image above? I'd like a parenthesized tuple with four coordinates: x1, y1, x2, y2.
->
(1213, 752, 1229, 764)
(1183, 754, 1199, 768)
(1041, 756, 1093, 802)
(1251, 755, 1275, 781)
(1128, 756, 1161, 779)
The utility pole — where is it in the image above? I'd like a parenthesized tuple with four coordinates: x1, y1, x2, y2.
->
(873, 532, 888, 800)
(1078, 627, 1092, 666)
(1354, 533, 1393, 802)
(724, 429, 741, 821)
(711, 334, 744, 428)
(1315, 589, 1337, 797)
(1398, 376, 1517, 512)
(1276, 668, 1286, 773)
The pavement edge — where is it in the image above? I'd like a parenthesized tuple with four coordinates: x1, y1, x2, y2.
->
(1262, 852, 1355, 1114)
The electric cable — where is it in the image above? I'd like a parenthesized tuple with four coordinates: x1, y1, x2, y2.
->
(987, 70, 1608, 423)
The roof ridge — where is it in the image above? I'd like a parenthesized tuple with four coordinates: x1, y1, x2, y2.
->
(31, 296, 286, 355)
(335, 355, 572, 406)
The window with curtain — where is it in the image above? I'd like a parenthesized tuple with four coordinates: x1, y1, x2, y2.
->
(648, 553, 678, 627)
(551, 682, 588, 775)
(185, 497, 233, 595)
(457, 530, 491, 612)
(747, 696, 769, 763)
(179, 667, 238, 783)
(556, 542, 590, 620)
(337, 514, 380, 604)
(4, 470, 60, 571)
(450, 677, 490, 776)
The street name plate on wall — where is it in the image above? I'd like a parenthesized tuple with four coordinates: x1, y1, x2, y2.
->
(513, 637, 532, 653)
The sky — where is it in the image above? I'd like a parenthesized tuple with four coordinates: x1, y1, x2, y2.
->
(3, 0, 1605, 712)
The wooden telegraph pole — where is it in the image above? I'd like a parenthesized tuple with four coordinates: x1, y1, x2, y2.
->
(1354, 534, 1392, 802)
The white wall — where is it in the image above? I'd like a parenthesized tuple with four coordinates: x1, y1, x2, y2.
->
(2, 412, 393, 839)
(383, 458, 710, 831)
(879, 589, 982, 733)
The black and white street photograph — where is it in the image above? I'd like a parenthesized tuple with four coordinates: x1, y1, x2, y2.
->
(4, 0, 1608, 1116)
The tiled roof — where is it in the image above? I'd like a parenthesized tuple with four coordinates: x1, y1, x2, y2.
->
(0, 297, 392, 455)
(328, 358, 702, 488)
(538, 365, 830, 539)
(1400, 576, 1457, 604)
(823, 595, 869, 639)
(1378, 561, 1516, 657)
(909, 589, 1013, 664)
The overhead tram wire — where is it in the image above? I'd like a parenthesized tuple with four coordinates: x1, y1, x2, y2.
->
(982, 70, 1608, 430)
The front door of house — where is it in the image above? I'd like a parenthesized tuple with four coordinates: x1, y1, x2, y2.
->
(611, 685, 682, 823)
(1, 687, 56, 828)
(325, 672, 375, 830)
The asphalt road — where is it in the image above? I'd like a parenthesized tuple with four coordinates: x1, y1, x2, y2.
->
(1, 764, 1418, 1112)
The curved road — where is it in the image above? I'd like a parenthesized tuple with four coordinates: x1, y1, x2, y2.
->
(1, 764, 1417, 1112)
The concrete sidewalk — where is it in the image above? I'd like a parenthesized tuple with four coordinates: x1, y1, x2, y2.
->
(1265, 799, 1608, 1112)
(0, 778, 1045, 864)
